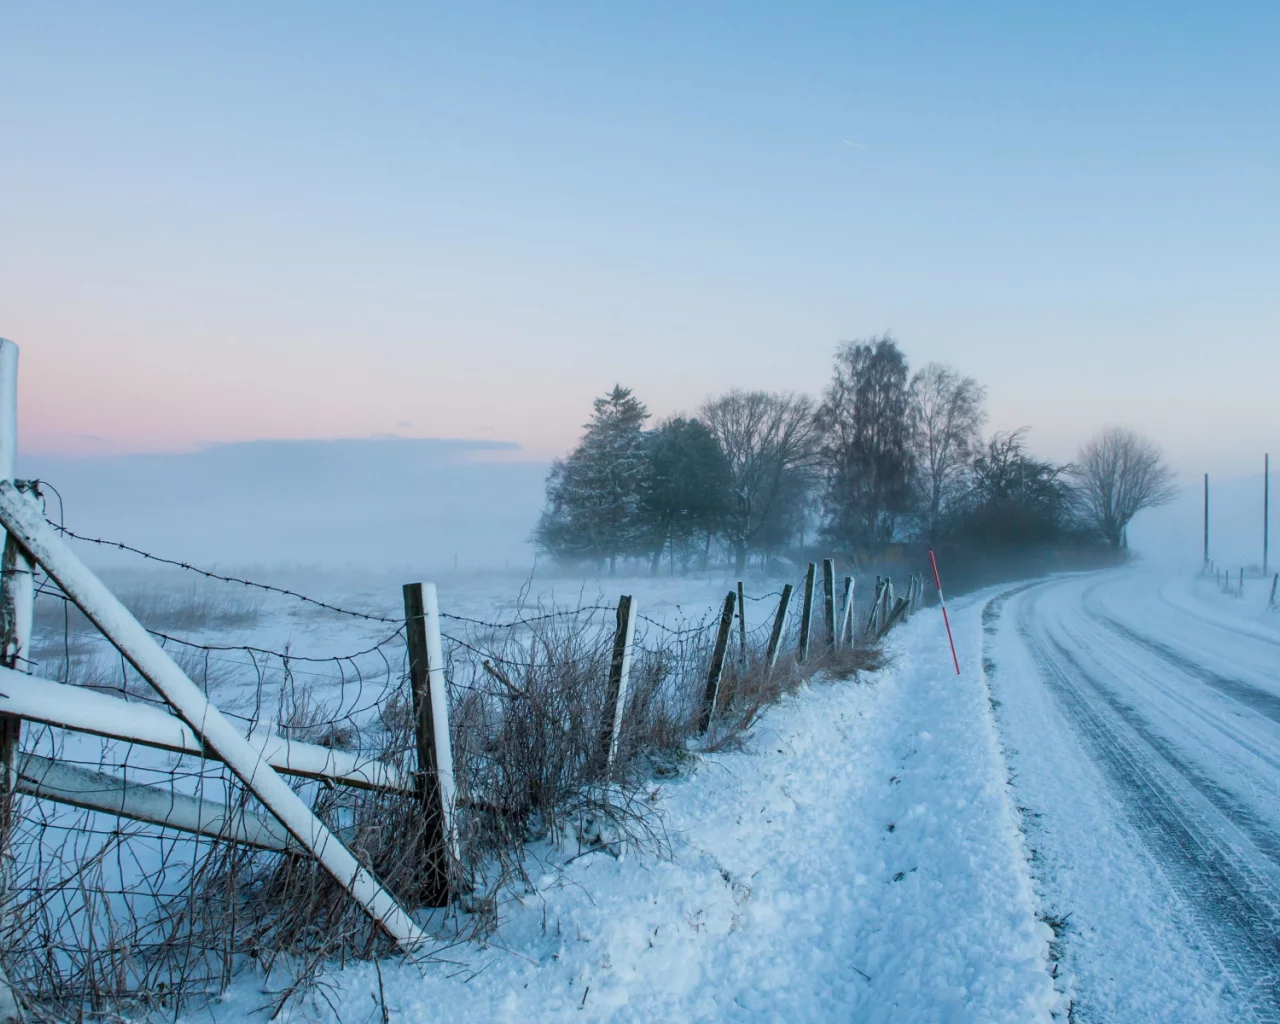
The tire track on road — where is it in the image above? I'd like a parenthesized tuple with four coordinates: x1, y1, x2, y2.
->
(1088, 612, 1280, 725)
(1016, 590, 1280, 1022)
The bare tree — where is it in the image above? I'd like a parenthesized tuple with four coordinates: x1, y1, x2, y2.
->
(1072, 427, 1178, 548)
(909, 363, 987, 539)
(700, 390, 819, 573)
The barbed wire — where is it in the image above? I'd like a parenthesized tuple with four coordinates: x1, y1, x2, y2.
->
(39, 520, 403, 624)
(32, 583, 405, 666)
(439, 605, 615, 629)
(741, 589, 787, 602)
(636, 616, 715, 639)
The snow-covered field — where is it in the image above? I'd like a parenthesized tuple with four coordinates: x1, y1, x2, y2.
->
(27, 557, 1280, 1021)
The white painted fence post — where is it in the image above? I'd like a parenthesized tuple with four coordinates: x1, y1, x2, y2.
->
(0, 338, 27, 1022)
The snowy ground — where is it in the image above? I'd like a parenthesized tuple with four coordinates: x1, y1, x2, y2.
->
(984, 568, 1280, 1023)
(187, 586, 1058, 1023)
(37, 555, 1280, 1021)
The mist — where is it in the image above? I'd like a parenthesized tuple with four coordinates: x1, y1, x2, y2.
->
(18, 437, 548, 574)
(1128, 468, 1273, 572)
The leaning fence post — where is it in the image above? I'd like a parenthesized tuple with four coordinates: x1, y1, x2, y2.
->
(797, 562, 817, 664)
(881, 579, 894, 633)
(864, 578, 885, 636)
(1270, 572, 1279, 608)
(599, 594, 637, 770)
(879, 597, 910, 637)
(403, 581, 459, 906)
(838, 575, 854, 646)
(736, 581, 747, 665)
(699, 591, 737, 733)
(822, 559, 836, 649)
(765, 584, 793, 672)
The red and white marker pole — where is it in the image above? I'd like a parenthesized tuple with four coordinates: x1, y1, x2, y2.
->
(929, 550, 960, 675)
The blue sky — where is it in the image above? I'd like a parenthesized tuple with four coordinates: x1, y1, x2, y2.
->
(2, 1, 1276, 474)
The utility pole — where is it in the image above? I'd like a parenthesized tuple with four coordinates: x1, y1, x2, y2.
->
(1265, 454, 1270, 577)
(1203, 473, 1210, 568)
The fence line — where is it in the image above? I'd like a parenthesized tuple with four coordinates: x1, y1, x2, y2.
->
(1, 328, 929, 1021)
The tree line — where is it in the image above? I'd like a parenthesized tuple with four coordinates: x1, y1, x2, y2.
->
(534, 335, 1176, 574)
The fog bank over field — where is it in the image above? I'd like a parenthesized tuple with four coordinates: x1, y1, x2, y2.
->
(1128, 471, 1273, 571)
(19, 437, 548, 573)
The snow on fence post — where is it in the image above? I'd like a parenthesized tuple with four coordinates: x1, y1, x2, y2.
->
(599, 593, 636, 771)
(821, 558, 837, 650)
(838, 575, 854, 646)
(863, 578, 885, 636)
(0, 487, 428, 951)
(699, 591, 737, 733)
(404, 581, 459, 906)
(764, 583, 793, 673)
(881, 579, 894, 633)
(736, 581, 747, 666)
(797, 562, 816, 664)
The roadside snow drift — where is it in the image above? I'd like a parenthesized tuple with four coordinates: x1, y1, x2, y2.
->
(203, 605, 1055, 1023)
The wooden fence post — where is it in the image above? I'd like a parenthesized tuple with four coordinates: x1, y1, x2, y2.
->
(403, 581, 458, 906)
(881, 579, 894, 633)
(1270, 573, 1279, 608)
(822, 559, 836, 649)
(797, 562, 816, 664)
(879, 597, 909, 637)
(699, 591, 737, 733)
(864, 578, 885, 636)
(599, 594, 636, 770)
(764, 584, 793, 672)
(838, 576, 854, 647)
(736, 581, 747, 665)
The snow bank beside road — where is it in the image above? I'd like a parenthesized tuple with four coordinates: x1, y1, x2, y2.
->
(203, 606, 1054, 1023)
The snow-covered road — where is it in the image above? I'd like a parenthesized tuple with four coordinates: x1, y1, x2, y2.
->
(984, 568, 1280, 1022)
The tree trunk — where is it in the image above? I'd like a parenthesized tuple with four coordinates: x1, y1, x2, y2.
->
(733, 539, 747, 576)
